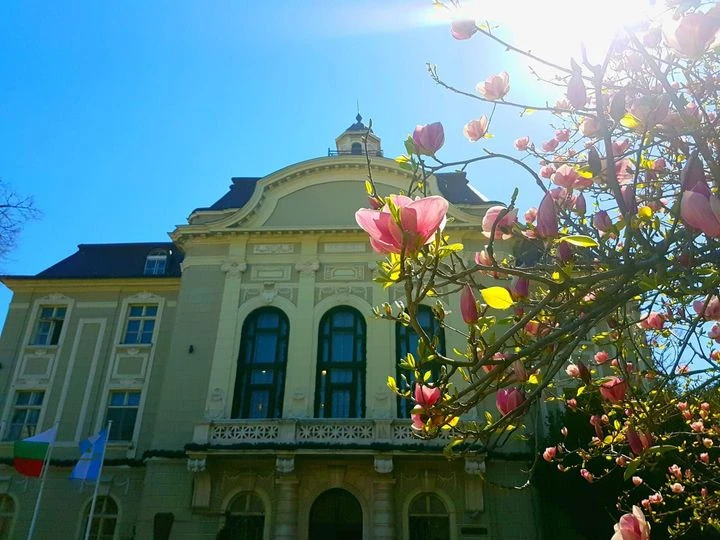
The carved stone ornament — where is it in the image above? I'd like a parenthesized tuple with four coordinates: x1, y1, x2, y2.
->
(464, 456, 486, 476)
(262, 283, 278, 304)
(221, 260, 248, 277)
(374, 456, 393, 474)
(187, 457, 207, 473)
(275, 455, 295, 474)
(204, 388, 225, 420)
(295, 260, 320, 276)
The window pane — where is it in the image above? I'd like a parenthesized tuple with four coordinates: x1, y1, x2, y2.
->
(110, 393, 126, 406)
(248, 391, 270, 418)
(15, 393, 30, 406)
(253, 334, 277, 364)
(129, 306, 143, 317)
(331, 331, 354, 362)
(330, 390, 350, 417)
(329, 369, 352, 383)
(250, 370, 273, 384)
(126, 392, 141, 406)
(40, 307, 54, 318)
(145, 306, 158, 317)
(55, 307, 66, 318)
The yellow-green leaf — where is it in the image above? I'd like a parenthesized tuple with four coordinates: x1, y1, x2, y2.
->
(480, 287, 514, 310)
(395, 155, 410, 164)
(577, 385, 585, 396)
(638, 206, 653, 219)
(387, 376, 398, 392)
(559, 235, 599, 248)
(620, 113, 642, 130)
(364, 180, 373, 196)
(528, 373, 540, 385)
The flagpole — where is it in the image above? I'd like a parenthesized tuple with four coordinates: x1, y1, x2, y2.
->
(26, 422, 59, 540)
(83, 421, 111, 540)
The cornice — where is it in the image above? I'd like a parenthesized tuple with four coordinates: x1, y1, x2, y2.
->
(1, 277, 181, 293)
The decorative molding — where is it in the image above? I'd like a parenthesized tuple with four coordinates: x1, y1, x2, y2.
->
(296, 422, 373, 443)
(210, 422, 280, 444)
(295, 260, 320, 276)
(187, 457, 207, 473)
(221, 260, 248, 277)
(374, 456, 393, 474)
(315, 285, 371, 304)
(322, 264, 365, 281)
(275, 455, 295, 474)
(204, 388, 225, 421)
(127, 291, 161, 302)
(321, 242, 367, 253)
(241, 286, 296, 306)
(250, 265, 292, 282)
(464, 456, 486, 476)
(40, 293, 71, 302)
(252, 243, 295, 255)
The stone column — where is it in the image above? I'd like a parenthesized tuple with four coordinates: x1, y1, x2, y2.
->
(372, 476, 396, 540)
(274, 475, 299, 540)
(203, 254, 247, 418)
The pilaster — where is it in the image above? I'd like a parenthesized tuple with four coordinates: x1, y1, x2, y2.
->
(372, 476, 396, 540)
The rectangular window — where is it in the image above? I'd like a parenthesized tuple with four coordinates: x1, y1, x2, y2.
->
(6, 390, 44, 440)
(122, 305, 157, 344)
(106, 391, 141, 441)
(30, 306, 66, 346)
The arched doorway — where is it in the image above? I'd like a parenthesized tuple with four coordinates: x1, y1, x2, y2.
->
(309, 488, 362, 540)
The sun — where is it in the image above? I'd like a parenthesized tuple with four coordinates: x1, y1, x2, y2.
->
(423, 0, 663, 63)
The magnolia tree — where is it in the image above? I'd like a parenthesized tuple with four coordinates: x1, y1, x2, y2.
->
(355, 1, 720, 538)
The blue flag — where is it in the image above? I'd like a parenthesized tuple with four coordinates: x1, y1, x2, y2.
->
(70, 429, 107, 481)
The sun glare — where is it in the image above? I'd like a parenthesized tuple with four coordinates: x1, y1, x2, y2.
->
(423, 0, 663, 63)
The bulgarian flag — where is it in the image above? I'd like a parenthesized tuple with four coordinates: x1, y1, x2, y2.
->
(13, 427, 57, 477)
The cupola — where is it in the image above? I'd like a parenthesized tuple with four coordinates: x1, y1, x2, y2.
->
(330, 114, 383, 157)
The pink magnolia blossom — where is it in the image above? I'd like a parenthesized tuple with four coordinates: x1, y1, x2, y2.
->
(461, 284, 479, 324)
(639, 311, 666, 331)
(652, 157, 666, 171)
(694, 296, 720, 321)
(542, 447, 557, 462)
(555, 129, 570, 142)
(512, 360, 528, 382)
(632, 476, 643, 487)
(573, 193, 587, 215)
(612, 506, 650, 540)
(626, 427, 653, 455)
(580, 469, 594, 483)
(482, 206, 518, 240)
(536, 192, 558, 238)
(567, 72, 587, 109)
(620, 186, 638, 215)
(415, 384, 441, 407)
(594, 351, 610, 364)
(412, 122, 445, 156)
(709, 324, 720, 342)
(451, 19, 477, 40)
(580, 117, 599, 137)
(355, 195, 448, 255)
(496, 387, 526, 416)
(541, 139, 559, 152)
(475, 250, 492, 266)
(539, 164, 556, 178)
(592, 210, 613, 233)
(524, 207, 537, 223)
(681, 183, 720, 237)
(566, 363, 580, 378)
(510, 277, 529, 299)
(514, 136, 530, 151)
(612, 139, 630, 155)
(663, 11, 720, 58)
(552, 164, 579, 189)
(476, 71, 510, 101)
(463, 116, 489, 141)
(600, 377, 627, 403)
(691, 420, 704, 432)
(671, 482, 685, 494)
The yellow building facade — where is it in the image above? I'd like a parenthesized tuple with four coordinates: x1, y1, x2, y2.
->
(0, 119, 540, 539)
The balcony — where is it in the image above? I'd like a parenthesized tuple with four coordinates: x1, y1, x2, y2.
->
(327, 149, 384, 157)
(191, 418, 450, 449)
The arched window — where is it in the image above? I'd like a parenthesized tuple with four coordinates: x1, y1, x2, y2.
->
(309, 488, 362, 540)
(351, 142, 362, 155)
(408, 493, 450, 540)
(232, 308, 289, 419)
(0, 495, 15, 540)
(315, 307, 366, 418)
(219, 492, 265, 540)
(396, 305, 445, 418)
(81, 496, 118, 540)
(144, 249, 169, 276)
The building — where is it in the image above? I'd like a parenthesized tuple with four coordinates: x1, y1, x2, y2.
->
(0, 118, 540, 539)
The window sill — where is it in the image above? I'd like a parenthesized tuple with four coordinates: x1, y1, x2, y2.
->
(115, 343, 153, 349)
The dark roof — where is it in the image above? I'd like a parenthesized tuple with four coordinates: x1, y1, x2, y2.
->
(6, 242, 184, 280)
(193, 177, 260, 213)
(436, 172, 487, 205)
(344, 113, 372, 133)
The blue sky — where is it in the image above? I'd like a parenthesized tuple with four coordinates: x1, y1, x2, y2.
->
(0, 0, 580, 326)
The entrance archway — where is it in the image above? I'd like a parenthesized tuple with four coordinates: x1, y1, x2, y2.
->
(308, 488, 362, 540)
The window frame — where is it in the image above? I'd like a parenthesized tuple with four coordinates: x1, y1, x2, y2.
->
(30, 305, 67, 346)
(143, 249, 169, 276)
(232, 307, 290, 419)
(121, 304, 158, 345)
(395, 305, 445, 418)
(105, 390, 141, 442)
(80, 495, 118, 540)
(407, 492, 451, 540)
(5, 390, 45, 441)
(315, 306, 367, 419)
(222, 491, 265, 540)
(0, 495, 15, 540)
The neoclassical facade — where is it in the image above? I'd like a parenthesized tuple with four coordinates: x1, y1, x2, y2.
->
(0, 119, 540, 539)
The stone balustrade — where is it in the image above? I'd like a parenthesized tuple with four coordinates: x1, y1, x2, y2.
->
(191, 418, 452, 447)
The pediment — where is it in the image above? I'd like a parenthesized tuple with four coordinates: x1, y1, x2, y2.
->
(177, 157, 487, 239)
